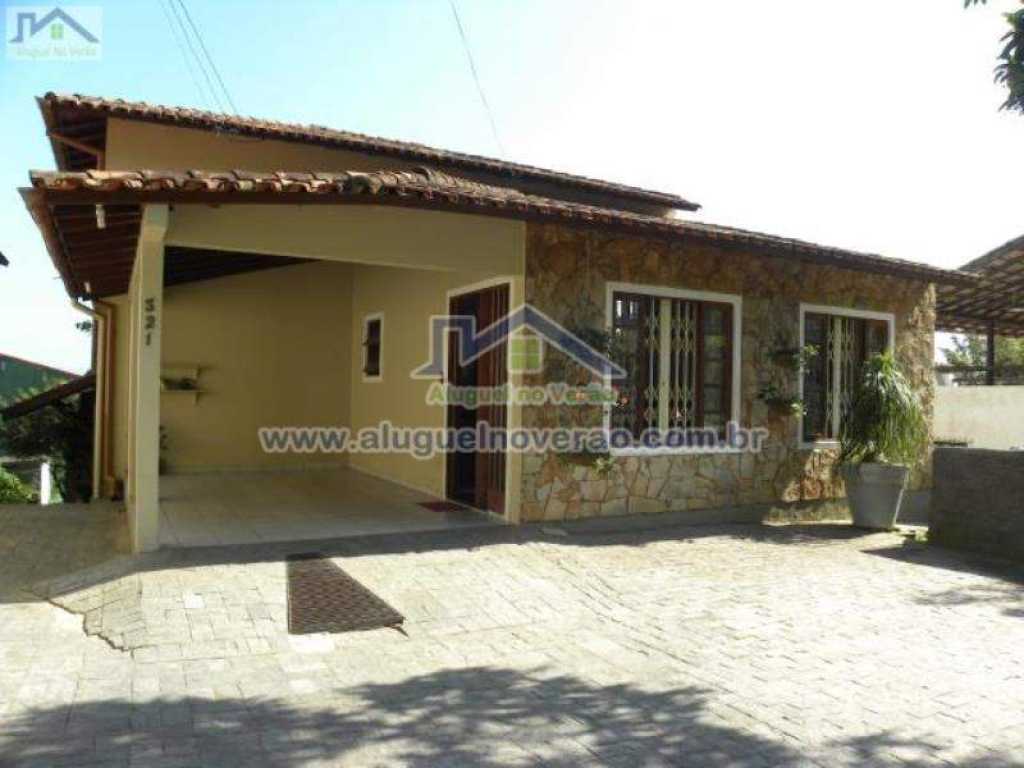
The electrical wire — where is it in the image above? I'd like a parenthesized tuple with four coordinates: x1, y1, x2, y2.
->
(448, 0, 504, 157)
(174, 0, 239, 116)
(165, 0, 225, 113)
(159, 0, 212, 110)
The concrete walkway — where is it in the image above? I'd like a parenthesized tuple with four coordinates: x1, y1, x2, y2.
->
(1, 512, 1024, 766)
(160, 469, 496, 548)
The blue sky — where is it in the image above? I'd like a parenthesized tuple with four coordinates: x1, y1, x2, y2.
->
(0, 0, 1020, 372)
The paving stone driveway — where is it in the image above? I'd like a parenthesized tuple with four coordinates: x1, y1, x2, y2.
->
(2, 508, 1024, 767)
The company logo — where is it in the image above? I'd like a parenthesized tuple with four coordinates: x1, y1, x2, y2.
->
(413, 303, 627, 380)
(7, 6, 102, 60)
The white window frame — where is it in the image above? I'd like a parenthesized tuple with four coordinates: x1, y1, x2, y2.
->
(797, 303, 895, 450)
(361, 312, 384, 383)
(604, 281, 743, 456)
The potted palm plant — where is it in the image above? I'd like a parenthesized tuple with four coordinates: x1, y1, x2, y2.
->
(838, 351, 927, 530)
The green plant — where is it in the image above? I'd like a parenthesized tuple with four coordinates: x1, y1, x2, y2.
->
(966, 0, 1024, 114)
(592, 455, 617, 478)
(0, 467, 34, 504)
(557, 450, 616, 477)
(771, 343, 819, 372)
(0, 391, 93, 502)
(838, 352, 927, 466)
(757, 384, 806, 417)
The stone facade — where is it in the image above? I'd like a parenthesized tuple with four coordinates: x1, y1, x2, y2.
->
(519, 223, 936, 523)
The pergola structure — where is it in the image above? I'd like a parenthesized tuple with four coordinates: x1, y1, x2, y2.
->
(936, 234, 1024, 384)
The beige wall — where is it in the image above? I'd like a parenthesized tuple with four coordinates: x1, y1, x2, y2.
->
(347, 266, 524, 497)
(166, 205, 524, 274)
(105, 118, 417, 174)
(103, 118, 673, 216)
(934, 386, 1024, 449)
(114, 260, 354, 475)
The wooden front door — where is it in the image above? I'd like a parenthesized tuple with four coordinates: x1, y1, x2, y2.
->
(446, 283, 509, 515)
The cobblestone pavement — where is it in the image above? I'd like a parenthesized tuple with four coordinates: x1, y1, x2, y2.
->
(2, 511, 1024, 767)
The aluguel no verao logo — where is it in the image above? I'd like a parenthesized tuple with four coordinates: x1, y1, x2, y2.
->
(413, 303, 628, 380)
(7, 6, 102, 60)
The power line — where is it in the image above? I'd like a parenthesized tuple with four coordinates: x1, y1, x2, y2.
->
(164, 0, 225, 113)
(448, 0, 504, 157)
(159, 0, 212, 110)
(174, 0, 239, 115)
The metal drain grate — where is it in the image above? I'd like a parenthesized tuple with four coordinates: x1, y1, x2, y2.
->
(286, 553, 404, 635)
(418, 500, 470, 513)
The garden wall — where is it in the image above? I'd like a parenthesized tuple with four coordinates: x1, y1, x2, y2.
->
(930, 447, 1024, 560)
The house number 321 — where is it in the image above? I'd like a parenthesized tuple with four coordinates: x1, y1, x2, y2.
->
(144, 297, 158, 346)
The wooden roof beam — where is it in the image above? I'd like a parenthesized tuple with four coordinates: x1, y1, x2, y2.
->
(47, 132, 105, 170)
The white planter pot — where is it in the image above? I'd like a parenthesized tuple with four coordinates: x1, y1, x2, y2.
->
(842, 462, 909, 530)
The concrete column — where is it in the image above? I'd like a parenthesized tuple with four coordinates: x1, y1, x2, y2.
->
(986, 321, 997, 387)
(129, 205, 168, 552)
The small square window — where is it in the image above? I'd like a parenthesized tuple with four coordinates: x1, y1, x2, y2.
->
(509, 335, 544, 374)
(363, 316, 382, 379)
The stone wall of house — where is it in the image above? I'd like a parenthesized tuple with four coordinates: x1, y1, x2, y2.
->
(519, 223, 936, 523)
(930, 447, 1024, 560)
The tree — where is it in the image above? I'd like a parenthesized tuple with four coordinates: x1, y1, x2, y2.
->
(943, 333, 1024, 382)
(0, 468, 34, 504)
(966, 0, 1024, 113)
(0, 391, 93, 502)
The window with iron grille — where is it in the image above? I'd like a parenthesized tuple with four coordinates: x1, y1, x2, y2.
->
(363, 315, 382, 379)
(801, 311, 890, 443)
(610, 291, 734, 441)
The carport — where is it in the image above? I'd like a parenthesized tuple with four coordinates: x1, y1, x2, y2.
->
(21, 171, 524, 551)
(936, 233, 1024, 384)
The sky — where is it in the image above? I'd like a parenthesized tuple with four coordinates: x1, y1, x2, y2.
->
(0, 0, 1020, 373)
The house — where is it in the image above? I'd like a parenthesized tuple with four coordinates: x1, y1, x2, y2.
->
(21, 92, 975, 552)
(0, 352, 74, 404)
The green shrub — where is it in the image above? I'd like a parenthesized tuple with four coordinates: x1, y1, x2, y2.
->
(0, 468, 34, 504)
(839, 351, 927, 466)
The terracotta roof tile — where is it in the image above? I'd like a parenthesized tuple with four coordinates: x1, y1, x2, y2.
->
(26, 168, 977, 289)
(39, 92, 700, 211)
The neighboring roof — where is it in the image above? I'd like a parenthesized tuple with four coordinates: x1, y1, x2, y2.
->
(38, 92, 700, 212)
(936, 233, 1024, 337)
(23, 167, 978, 300)
(0, 352, 77, 380)
(0, 373, 95, 420)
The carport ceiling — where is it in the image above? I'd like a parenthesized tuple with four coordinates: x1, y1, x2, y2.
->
(164, 247, 311, 290)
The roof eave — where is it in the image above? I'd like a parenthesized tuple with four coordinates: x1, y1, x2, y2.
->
(28, 179, 978, 291)
(39, 93, 701, 211)
(37, 94, 72, 172)
(20, 186, 87, 299)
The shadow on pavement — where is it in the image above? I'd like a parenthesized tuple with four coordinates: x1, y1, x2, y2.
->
(2, 665, 1020, 767)
(866, 540, 1024, 617)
